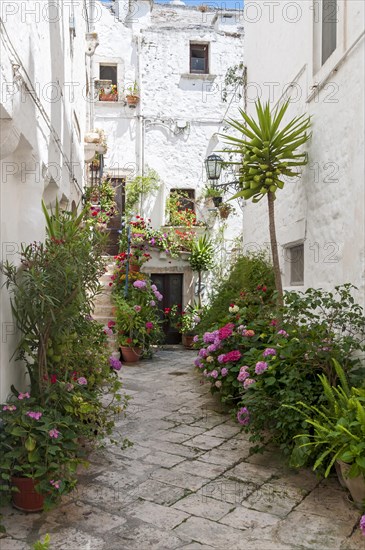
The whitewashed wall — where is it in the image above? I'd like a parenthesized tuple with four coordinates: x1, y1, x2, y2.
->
(94, 2, 245, 260)
(242, 0, 364, 302)
(0, 1, 93, 400)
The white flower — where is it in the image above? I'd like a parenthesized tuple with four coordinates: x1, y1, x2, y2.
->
(229, 305, 239, 313)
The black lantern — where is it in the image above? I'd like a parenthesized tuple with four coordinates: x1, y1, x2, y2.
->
(204, 154, 223, 182)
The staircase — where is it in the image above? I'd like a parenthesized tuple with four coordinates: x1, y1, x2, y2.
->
(92, 257, 118, 353)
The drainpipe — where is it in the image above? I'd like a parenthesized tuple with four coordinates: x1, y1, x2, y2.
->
(136, 33, 144, 211)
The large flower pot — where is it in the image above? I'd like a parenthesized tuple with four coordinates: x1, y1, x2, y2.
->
(121, 346, 141, 363)
(337, 460, 365, 508)
(11, 477, 44, 512)
(182, 334, 195, 349)
(126, 95, 139, 107)
(99, 94, 118, 102)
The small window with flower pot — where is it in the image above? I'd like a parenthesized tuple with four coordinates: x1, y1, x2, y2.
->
(99, 64, 118, 101)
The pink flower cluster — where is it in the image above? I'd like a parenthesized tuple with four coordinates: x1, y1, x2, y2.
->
(77, 377, 87, 386)
(49, 428, 60, 439)
(50, 479, 61, 490)
(133, 280, 147, 290)
(151, 284, 163, 301)
(218, 323, 235, 340)
(2, 404, 16, 412)
(26, 411, 43, 420)
(221, 350, 242, 363)
(237, 406, 250, 426)
(18, 392, 30, 400)
(237, 366, 249, 382)
(255, 361, 268, 374)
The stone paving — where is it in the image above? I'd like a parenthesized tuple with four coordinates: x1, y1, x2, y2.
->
(1, 349, 363, 549)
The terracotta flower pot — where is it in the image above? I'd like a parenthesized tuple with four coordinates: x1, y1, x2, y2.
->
(121, 346, 141, 363)
(182, 334, 195, 349)
(337, 460, 365, 508)
(219, 207, 230, 219)
(11, 476, 44, 512)
(126, 95, 139, 107)
(99, 93, 118, 102)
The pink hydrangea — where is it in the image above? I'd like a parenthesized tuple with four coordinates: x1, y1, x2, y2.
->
(263, 348, 276, 357)
(217, 354, 225, 364)
(237, 407, 250, 426)
(215, 380, 222, 388)
(243, 378, 256, 389)
(203, 331, 218, 344)
(210, 370, 219, 379)
(193, 335, 200, 342)
(77, 377, 87, 385)
(199, 348, 208, 358)
(218, 323, 235, 340)
(133, 280, 147, 289)
(277, 329, 288, 337)
(207, 343, 219, 353)
(221, 367, 228, 377)
(255, 361, 268, 374)
(49, 428, 60, 439)
(222, 350, 242, 363)
(237, 369, 249, 382)
(149, 300, 156, 307)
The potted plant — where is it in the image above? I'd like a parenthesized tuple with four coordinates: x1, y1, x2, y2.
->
(0, 394, 81, 512)
(99, 84, 118, 102)
(166, 304, 203, 348)
(125, 82, 140, 107)
(189, 235, 215, 306)
(113, 280, 163, 361)
(203, 186, 224, 208)
(218, 203, 234, 219)
(289, 359, 365, 508)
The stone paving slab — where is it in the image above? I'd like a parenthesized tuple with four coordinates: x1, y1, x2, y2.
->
(0, 350, 363, 549)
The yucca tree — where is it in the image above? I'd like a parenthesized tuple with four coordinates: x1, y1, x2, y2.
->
(221, 100, 311, 303)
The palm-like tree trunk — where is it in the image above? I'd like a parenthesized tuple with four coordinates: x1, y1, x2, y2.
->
(267, 192, 283, 305)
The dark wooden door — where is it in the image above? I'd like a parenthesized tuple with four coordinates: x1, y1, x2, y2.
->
(105, 178, 125, 256)
(151, 274, 183, 344)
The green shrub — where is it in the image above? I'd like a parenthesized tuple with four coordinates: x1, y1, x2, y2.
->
(197, 252, 275, 334)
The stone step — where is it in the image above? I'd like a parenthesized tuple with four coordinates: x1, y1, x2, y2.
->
(93, 306, 116, 318)
(93, 293, 114, 307)
(92, 315, 115, 326)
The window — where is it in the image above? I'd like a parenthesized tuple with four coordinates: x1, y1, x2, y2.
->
(287, 244, 304, 286)
(99, 64, 117, 85)
(321, 0, 337, 65)
(190, 44, 209, 74)
(170, 189, 195, 212)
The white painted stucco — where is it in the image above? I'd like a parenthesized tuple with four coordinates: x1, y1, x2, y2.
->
(0, 1, 95, 400)
(241, 0, 364, 304)
(94, 1, 245, 255)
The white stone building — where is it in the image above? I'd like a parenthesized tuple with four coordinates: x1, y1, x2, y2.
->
(93, 0, 245, 316)
(0, 1, 98, 400)
(241, 0, 364, 302)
